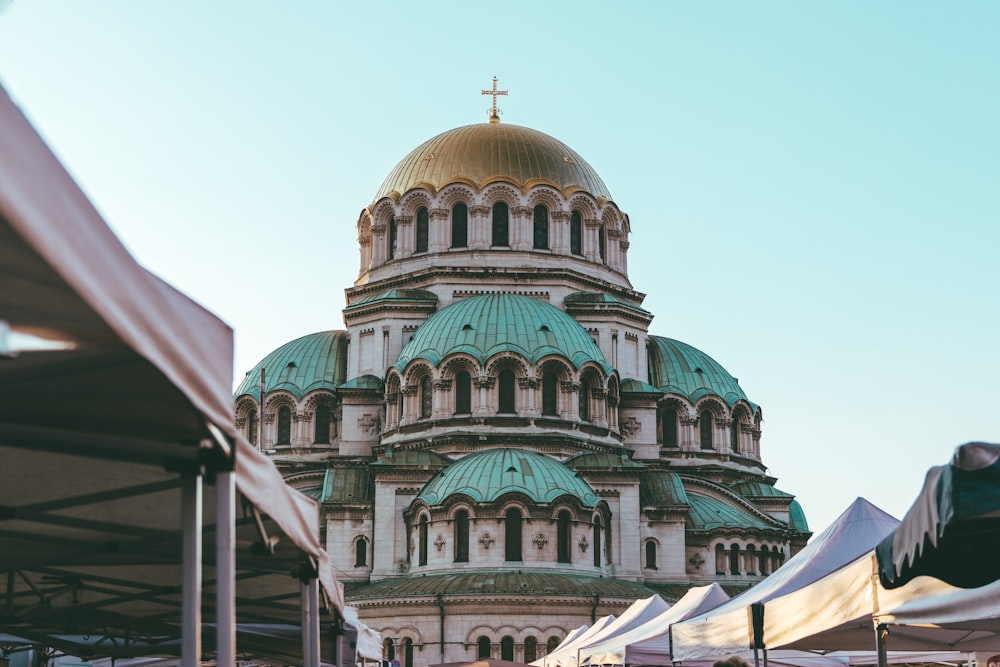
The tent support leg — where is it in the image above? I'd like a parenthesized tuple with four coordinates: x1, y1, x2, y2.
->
(875, 623, 888, 667)
(753, 647, 759, 667)
(182, 471, 203, 667)
(763, 648, 768, 667)
(216, 470, 236, 667)
(302, 574, 320, 667)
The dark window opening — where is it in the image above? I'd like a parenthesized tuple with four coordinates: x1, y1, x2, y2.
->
(645, 541, 657, 569)
(593, 517, 602, 567)
(416, 207, 429, 253)
(661, 406, 678, 447)
(729, 544, 741, 575)
(501, 636, 514, 662)
(454, 510, 469, 563)
(388, 215, 397, 260)
(700, 410, 713, 450)
(247, 409, 257, 445)
(730, 417, 740, 452)
(715, 544, 726, 575)
(455, 371, 472, 414)
(477, 637, 491, 659)
(452, 202, 468, 248)
(524, 637, 538, 664)
(403, 638, 413, 667)
(419, 516, 428, 566)
(277, 406, 291, 445)
(533, 204, 549, 249)
(598, 224, 606, 263)
(557, 510, 572, 563)
(314, 404, 331, 444)
(492, 202, 509, 246)
(498, 369, 516, 414)
(579, 379, 590, 422)
(570, 211, 582, 255)
(505, 508, 522, 561)
(420, 376, 432, 419)
(542, 372, 558, 416)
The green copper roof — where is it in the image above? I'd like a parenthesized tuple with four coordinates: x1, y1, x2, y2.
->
(373, 123, 612, 202)
(416, 448, 601, 507)
(346, 571, 663, 601)
(685, 493, 772, 531)
(789, 499, 810, 532)
(337, 375, 384, 391)
(395, 293, 611, 372)
(640, 471, 690, 507)
(564, 292, 651, 316)
(567, 450, 645, 469)
(647, 335, 749, 407)
(235, 331, 349, 399)
(320, 467, 373, 504)
(621, 378, 662, 394)
(371, 448, 451, 468)
(730, 480, 794, 499)
(345, 289, 438, 310)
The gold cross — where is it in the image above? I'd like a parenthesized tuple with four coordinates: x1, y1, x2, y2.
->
(481, 76, 508, 122)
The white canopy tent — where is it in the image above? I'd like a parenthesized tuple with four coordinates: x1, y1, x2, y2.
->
(670, 498, 900, 661)
(0, 81, 341, 666)
(575, 583, 730, 666)
(538, 615, 619, 667)
(542, 596, 671, 667)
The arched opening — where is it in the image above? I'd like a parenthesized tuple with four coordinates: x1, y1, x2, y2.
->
(598, 224, 606, 262)
(385, 638, 396, 661)
(715, 544, 726, 575)
(420, 376, 433, 420)
(354, 538, 367, 567)
(276, 406, 291, 445)
(699, 410, 713, 450)
(660, 406, 678, 447)
(419, 516, 428, 566)
(455, 370, 472, 414)
(454, 509, 469, 563)
(593, 516, 603, 568)
(477, 636, 491, 659)
(492, 202, 509, 247)
(746, 544, 756, 574)
(759, 545, 769, 575)
(578, 378, 591, 422)
(542, 371, 558, 416)
(501, 636, 514, 662)
(388, 214, 397, 260)
(247, 409, 257, 445)
(314, 404, 331, 444)
(403, 638, 414, 667)
(729, 543, 741, 575)
(645, 540, 657, 570)
(547, 637, 560, 655)
(557, 510, 572, 563)
(505, 508, 522, 561)
(498, 369, 516, 414)
(415, 206, 429, 253)
(452, 202, 468, 248)
(533, 204, 548, 249)
(570, 211, 582, 256)
(524, 637, 538, 664)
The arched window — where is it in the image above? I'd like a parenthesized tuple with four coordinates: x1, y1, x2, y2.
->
(547, 637, 560, 654)
(557, 510, 572, 563)
(746, 544, 756, 574)
(542, 371, 558, 416)
(524, 637, 538, 664)
(533, 204, 548, 249)
(452, 202, 468, 248)
(498, 369, 516, 414)
(403, 638, 414, 667)
(385, 639, 396, 660)
(505, 508, 522, 561)
(314, 404, 331, 444)
(699, 410, 713, 450)
(415, 206, 429, 253)
(593, 516, 603, 567)
(729, 543, 741, 575)
(645, 540, 657, 569)
(758, 545, 769, 575)
(501, 636, 514, 662)
(715, 544, 726, 575)
(660, 406, 678, 447)
(492, 202, 509, 247)
(731, 415, 741, 452)
(477, 636, 491, 659)
(570, 211, 582, 256)
(354, 538, 367, 567)
(247, 409, 257, 445)
(419, 516, 428, 566)
(578, 378, 591, 422)
(388, 214, 397, 260)
(277, 406, 291, 445)
(598, 224, 606, 263)
(420, 376, 433, 419)
(455, 371, 472, 414)
(454, 510, 469, 563)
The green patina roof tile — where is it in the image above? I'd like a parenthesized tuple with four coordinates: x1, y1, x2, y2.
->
(788, 499, 810, 532)
(731, 480, 794, 499)
(647, 335, 755, 409)
(235, 331, 349, 400)
(568, 450, 645, 469)
(321, 467, 374, 504)
(685, 493, 772, 531)
(640, 470, 690, 506)
(417, 448, 600, 507)
(338, 374, 384, 391)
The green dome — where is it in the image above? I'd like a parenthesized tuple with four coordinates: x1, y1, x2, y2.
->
(394, 293, 611, 372)
(373, 122, 612, 202)
(685, 493, 773, 532)
(647, 335, 750, 407)
(235, 331, 349, 399)
(416, 448, 601, 507)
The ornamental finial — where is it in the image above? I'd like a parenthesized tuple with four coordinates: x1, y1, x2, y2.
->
(481, 76, 508, 123)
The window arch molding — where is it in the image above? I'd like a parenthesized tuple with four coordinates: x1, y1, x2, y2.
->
(538, 358, 572, 418)
(656, 396, 687, 447)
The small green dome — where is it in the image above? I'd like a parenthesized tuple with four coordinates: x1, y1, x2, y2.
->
(235, 331, 349, 399)
(789, 499, 810, 532)
(647, 335, 750, 407)
(416, 448, 601, 507)
(373, 122, 612, 202)
(394, 294, 611, 372)
(685, 493, 773, 531)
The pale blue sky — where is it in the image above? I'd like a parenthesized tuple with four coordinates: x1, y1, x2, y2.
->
(1, 1, 996, 535)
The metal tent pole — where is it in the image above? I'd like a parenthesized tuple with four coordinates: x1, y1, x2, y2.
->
(302, 573, 320, 667)
(182, 472, 203, 667)
(216, 470, 236, 667)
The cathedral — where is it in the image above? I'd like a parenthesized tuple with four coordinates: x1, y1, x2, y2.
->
(234, 84, 811, 666)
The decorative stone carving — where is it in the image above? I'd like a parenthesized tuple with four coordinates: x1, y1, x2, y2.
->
(621, 417, 641, 436)
(358, 414, 381, 435)
(435, 534, 446, 552)
(578, 535, 589, 553)
(518, 377, 539, 389)
(689, 553, 705, 569)
(532, 532, 548, 549)
(479, 532, 495, 549)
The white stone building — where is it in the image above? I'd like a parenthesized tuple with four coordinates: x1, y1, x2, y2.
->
(235, 105, 811, 667)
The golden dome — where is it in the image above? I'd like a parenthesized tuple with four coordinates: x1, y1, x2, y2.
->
(373, 122, 612, 202)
